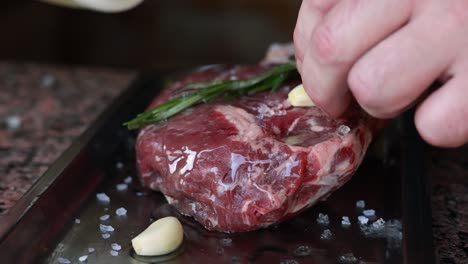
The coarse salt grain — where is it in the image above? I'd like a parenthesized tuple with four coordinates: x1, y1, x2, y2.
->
(337, 125, 351, 135)
(57, 257, 71, 264)
(111, 243, 122, 251)
(124, 176, 132, 184)
(136, 192, 144, 197)
(320, 229, 333, 240)
(341, 216, 351, 228)
(116, 183, 128, 191)
(358, 215, 369, 225)
(116, 207, 127, 216)
(338, 253, 358, 263)
(293, 245, 312, 257)
(116, 162, 124, 169)
(99, 214, 110, 221)
(363, 209, 375, 217)
(100, 224, 114, 232)
(75, 218, 81, 224)
(88, 247, 95, 253)
(371, 218, 386, 231)
(78, 255, 88, 262)
(96, 193, 110, 203)
(219, 238, 233, 247)
(356, 200, 365, 209)
(110, 250, 119, 256)
(102, 233, 111, 239)
(316, 213, 330, 225)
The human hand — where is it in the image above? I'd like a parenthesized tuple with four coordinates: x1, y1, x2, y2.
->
(294, 0, 468, 147)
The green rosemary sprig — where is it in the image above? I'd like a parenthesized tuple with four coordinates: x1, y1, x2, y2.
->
(124, 61, 297, 130)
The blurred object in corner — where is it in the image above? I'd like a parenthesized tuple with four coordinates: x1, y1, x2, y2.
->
(39, 0, 144, 13)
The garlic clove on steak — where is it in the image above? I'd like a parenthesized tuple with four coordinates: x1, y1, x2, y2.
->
(288, 84, 316, 107)
(131, 216, 183, 256)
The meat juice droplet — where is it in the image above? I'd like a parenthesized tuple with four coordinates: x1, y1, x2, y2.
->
(228, 153, 246, 182)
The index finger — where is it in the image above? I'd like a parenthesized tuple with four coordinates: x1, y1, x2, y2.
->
(293, 0, 340, 73)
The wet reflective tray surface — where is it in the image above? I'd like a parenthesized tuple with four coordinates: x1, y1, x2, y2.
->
(0, 73, 434, 264)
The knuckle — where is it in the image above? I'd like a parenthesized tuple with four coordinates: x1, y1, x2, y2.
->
(311, 23, 339, 64)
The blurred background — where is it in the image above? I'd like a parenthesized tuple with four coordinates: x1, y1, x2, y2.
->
(0, 0, 301, 70)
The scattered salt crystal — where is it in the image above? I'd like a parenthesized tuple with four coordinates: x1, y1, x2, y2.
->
(115, 207, 127, 216)
(136, 192, 144, 197)
(102, 233, 111, 239)
(371, 218, 386, 231)
(220, 238, 233, 247)
(337, 125, 351, 135)
(6, 115, 21, 130)
(88, 247, 95, 253)
(110, 250, 119, 256)
(316, 213, 330, 225)
(99, 214, 110, 221)
(356, 200, 365, 209)
(363, 209, 375, 217)
(358, 215, 369, 225)
(100, 224, 114, 232)
(96, 193, 110, 203)
(78, 255, 88, 262)
(341, 216, 351, 228)
(293, 245, 312, 257)
(116, 183, 128, 192)
(320, 229, 333, 240)
(116, 162, 124, 169)
(124, 176, 132, 184)
(75, 218, 81, 224)
(57, 257, 71, 264)
(338, 253, 358, 263)
(111, 243, 122, 251)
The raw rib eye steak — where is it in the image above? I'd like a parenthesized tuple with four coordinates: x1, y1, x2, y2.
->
(136, 65, 373, 232)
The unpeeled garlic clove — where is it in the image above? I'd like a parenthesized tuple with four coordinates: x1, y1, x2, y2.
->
(288, 84, 315, 107)
(132, 216, 183, 256)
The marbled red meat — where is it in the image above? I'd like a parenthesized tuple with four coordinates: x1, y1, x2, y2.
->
(136, 64, 373, 232)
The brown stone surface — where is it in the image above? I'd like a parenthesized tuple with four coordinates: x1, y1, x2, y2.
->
(0, 62, 135, 214)
(0, 63, 466, 263)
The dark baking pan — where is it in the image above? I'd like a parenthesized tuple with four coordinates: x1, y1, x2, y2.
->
(0, 71, 435, 264)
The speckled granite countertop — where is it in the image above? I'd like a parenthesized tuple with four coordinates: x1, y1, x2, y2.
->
(0, 63, 466, 263)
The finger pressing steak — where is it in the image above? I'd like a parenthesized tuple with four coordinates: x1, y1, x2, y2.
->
(136, 65, 373, 232)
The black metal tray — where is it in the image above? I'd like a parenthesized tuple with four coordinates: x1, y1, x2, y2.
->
(0, 73, 434, 264)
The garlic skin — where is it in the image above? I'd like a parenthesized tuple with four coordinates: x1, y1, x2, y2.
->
(132, 216, 184, 256)
(39, 0, 144, 13)
(288, 84, 316, 107)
